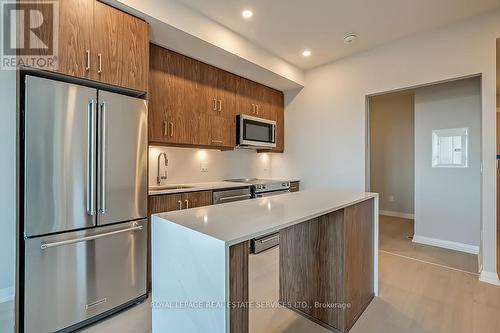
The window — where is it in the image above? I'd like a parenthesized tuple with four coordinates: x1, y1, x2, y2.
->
(432, 128, 468, 168)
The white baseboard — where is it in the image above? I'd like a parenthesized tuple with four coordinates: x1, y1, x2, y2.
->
(0, 286, 14, 303)
(380, 210, 414, 220)
(412, 235, 479, 255)
(479, 271, 500, 286)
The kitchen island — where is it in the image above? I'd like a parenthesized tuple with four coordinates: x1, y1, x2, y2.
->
(151, 189, 379, 333)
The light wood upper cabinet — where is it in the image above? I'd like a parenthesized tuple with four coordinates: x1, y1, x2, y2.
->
(56, 0, 94, 79)
(93, 1, 149, 92)
(37, 0, 148, 92)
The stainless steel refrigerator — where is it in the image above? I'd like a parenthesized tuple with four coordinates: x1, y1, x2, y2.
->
(22, 75, 148, 333)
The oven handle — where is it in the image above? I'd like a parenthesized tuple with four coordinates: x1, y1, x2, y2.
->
(40, 224, 143, 250)
(218, 194, 252, 202)
(258, 234, 279, 244)
(255, 189, 290, 198)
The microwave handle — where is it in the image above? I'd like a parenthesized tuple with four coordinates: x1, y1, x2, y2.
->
(272, 124, 276, 143)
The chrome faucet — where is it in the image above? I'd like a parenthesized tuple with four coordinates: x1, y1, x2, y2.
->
(157, 152, 168, 185)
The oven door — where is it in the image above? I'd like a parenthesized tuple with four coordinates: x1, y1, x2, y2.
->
(238, 115, 276, 148)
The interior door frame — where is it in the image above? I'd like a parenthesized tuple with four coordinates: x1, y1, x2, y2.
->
(365, 74, 484, 272)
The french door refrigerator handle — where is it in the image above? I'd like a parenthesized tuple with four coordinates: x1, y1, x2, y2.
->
(98, 101, 107, 214)
(87, 99, 97, 216)
(40, 224, 143, 250)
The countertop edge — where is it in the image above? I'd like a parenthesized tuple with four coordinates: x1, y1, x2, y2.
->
(224, 193, 377, 247)
(153, 191, 378, 247)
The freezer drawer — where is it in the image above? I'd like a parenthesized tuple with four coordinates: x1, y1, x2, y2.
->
(24, 220, 147, 333)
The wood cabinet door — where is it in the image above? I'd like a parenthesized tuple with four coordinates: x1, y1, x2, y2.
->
(148, 193, 183, 214)
(236, 78, 258, 116)
(257, 89, 284, 153)
(183, 191, 212, 209)
(236, 78, 274, 119)
(94, 1, 148, 92)
(149, 46, 198, 145)
(148, 44, 169, 143)
(93, 1, 122, 86)
(56, 0, 94, 79)
(120, 13, 149, 92)
(216, 69, 238, 117)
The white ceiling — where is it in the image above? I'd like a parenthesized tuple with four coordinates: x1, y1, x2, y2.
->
(174, 0, 500, 70)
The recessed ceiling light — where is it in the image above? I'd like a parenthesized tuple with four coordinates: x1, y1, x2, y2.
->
(343, 34, 358, 44)
(242, 10, 253, 19)
(302, 50, 312, 57)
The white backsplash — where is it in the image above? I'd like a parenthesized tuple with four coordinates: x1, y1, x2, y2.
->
(149, 146, 273, 186)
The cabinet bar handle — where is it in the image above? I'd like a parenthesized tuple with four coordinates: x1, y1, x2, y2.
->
(211, 140, 223, 144)
(169, 122, 174, 137)
(185, 199, 189, 209)
(256, 105, 259, 115)
(97, 53, 102, 74)
(213, 99, 217, 111)
(85, 50, 91, 71)
(218, 100, 222, 112)
(252, 104, 255, 114)
(178, 200, 182, 210)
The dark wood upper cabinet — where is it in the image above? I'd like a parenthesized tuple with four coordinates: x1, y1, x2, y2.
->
(149, 44, 284, 151)
(34, 0, 148, 92)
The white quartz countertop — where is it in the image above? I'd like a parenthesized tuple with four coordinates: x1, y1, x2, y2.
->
(148, 181, 251, 195)
(152, 189, 377, 246)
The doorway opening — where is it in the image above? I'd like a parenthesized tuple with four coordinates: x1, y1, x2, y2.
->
(367, 77, 482, 275)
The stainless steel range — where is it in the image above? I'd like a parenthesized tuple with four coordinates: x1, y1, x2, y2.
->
(225, 178, 291, 253)
(225, 178, 291, 198)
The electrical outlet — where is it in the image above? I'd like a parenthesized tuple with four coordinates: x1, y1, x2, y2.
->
(200, 162, 208, 172)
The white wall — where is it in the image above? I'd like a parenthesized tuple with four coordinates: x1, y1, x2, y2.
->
(414, 78, 481, 251)
(273, 9, 500, 280)
(369, 91, 415, 215)
(0, 69, 16, 302)
(149, 146, 272, 186)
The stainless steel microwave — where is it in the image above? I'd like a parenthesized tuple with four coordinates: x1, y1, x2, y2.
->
(237, 114, 276, 148)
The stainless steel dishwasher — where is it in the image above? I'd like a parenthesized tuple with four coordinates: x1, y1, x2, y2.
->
(213, 187, 252, 204)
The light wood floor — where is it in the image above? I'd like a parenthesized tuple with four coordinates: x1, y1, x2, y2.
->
(379, 215, 479, 274)
(79, 247, 500, 333)
(5, 234, 498, 333)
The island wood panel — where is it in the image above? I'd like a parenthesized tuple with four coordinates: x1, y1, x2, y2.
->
(279, 210, 345, 331)
(343, 199, 375, 331)
(279, 199, 374, 333)
(229, 241, 250, 333)
(289, 181, 300, 192)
